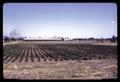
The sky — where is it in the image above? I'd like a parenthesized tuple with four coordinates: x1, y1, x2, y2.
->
(3, 3, 117, 39)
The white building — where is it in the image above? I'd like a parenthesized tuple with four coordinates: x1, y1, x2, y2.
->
(24, 37, 64, 41)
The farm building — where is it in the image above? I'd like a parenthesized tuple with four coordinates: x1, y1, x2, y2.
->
(24, 37, 64, 41)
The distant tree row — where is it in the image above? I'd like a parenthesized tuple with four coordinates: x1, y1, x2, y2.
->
(71, 35, 117, 43)
(3, 36, 24, 42)
(3, 29, 24, 42)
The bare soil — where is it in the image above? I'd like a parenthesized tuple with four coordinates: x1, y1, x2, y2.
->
(92, 41, 117, 46)
(3, 59, 117, 79)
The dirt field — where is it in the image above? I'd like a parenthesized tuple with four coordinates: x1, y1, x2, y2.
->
(92, 41, 117, 46)
(3, 59, 117, 79)
(3, 41, 117, 79)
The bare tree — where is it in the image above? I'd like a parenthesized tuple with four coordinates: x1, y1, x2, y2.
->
(9, 29, 23, 41)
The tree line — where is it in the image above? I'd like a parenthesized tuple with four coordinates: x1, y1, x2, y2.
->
(3, 29, 117, 43)
(70, 35, 117, 43)
(3, 29, 24, 42)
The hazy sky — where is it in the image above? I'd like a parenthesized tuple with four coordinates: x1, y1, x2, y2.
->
(3, 3, 117, 38)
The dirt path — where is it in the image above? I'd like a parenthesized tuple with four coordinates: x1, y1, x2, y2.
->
(3, 41, 22, 46)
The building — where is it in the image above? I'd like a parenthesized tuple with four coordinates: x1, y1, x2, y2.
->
(24, 37, 64, 41)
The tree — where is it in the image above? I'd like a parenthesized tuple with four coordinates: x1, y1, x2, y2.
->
(18, 37, 24, 41)
(9, 29, 22, 41)
(61, 37, 64, 41)
(11, 37, 16, 41)
(4, 36, 10, 42)
(111, 35, 116, 42)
